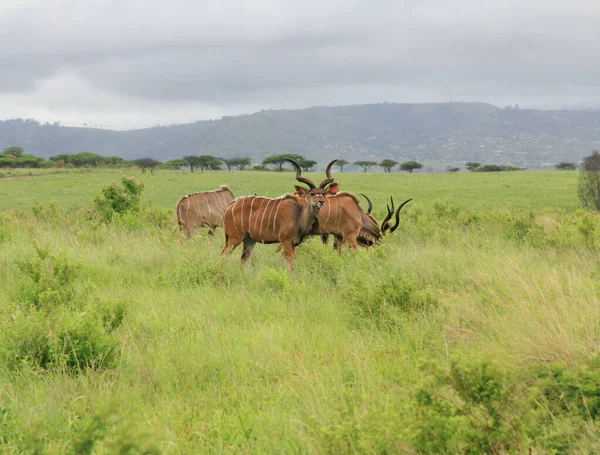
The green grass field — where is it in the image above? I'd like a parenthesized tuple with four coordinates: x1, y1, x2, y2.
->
(1, 168, 600, 454)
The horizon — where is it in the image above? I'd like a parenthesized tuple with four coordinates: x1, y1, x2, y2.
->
(3, 100, 600, 132)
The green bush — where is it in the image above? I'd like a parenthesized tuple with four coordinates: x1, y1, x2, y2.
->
(14, 245, 81, 310)
(93, 176, 144, 222)
(410, 357, 534, 454)
(534, 355, 600, 421)
(1, 247, 125, 372)
(340, 267, 437, 324)
(1, 306, 118, 371)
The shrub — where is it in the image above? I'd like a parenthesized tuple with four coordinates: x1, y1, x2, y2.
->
(93, 176, 144, 222)
(578, 151, 600, 211)
(14, 245, 81, 310)
(474, 164, 521, 172)
(1, 247, 125, 372)
(410, 357, 534, 454)
(534, 354, 600, 421)
(340, 267, 437, 324)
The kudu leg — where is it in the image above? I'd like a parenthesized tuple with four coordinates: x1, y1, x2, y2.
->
(241, 236, 256, 265)
(220, 232, 243, 257)
(333, 234, 344, 253)
(281, 240, 295, 272)
(341, 230, 358, 251)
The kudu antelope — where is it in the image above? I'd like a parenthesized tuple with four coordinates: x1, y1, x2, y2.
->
(176, 185, 234, 237)
(220, 159, 328, 271)
(310, 192, 411, 251)
(293, 160, 340, 246)
(294, 162, 412, 251)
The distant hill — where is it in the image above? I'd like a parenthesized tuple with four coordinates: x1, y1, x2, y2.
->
(2, 102, 600, 170)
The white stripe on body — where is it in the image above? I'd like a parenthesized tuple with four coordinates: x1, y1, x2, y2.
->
(259, 200, 272, 235)
(272, 199, 282, 232)
(253, 198, 265, 233)
(267, 200, 277, 236)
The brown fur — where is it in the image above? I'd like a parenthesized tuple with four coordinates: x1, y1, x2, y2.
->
(294, 191, 407, 252)
(220, 191, 325, 271)
(311, 193, 376, 251)
(176, 185, 234, 237)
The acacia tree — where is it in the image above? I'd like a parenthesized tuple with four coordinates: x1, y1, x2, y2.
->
(220, 158, 235, 172)
(379, 159, 398, 173)
(165, 159, 187, 170)
(556, 162, 577, 171)
(579, 151, 600, 211)
(183, 155, 202, 173)
(354, 160, 377, 172)
(400, 161, 423, 173)
(230, 157, 251, 170)
(198, 155, 221, 172)
(298, 159, 317, 171)
(133, 158, 160, 173)
(262, 153, 305, 171)
(335, 159, 349, 172)
(466, 162, 481, 172)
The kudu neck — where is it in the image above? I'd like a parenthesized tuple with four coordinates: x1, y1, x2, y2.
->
(299, 199, 321, 234)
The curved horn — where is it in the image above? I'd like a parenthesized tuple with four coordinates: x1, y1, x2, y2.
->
(360, 193, 373, 214)
(319, 159, 338, 189)
(389, 199, 412, 233)
(380, 196, 395, 231)
(284, 158, 316, 189)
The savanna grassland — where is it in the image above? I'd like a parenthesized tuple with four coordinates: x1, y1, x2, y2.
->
(1, 168, 600, 454)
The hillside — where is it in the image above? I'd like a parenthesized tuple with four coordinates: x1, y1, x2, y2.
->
(2, 102, 600, 170)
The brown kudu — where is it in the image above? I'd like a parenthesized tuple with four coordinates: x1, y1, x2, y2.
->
(293, 161, 411, 251)
(176, 185, 234, 237)
(220, 158, 329, 271)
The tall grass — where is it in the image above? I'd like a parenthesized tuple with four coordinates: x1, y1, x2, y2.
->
(0, 169, 599, 453)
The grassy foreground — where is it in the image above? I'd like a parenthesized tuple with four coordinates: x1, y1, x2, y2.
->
(1, 169, 600, 453)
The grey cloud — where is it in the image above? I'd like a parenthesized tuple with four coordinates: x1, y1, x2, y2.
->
(1, 0, 600, 128)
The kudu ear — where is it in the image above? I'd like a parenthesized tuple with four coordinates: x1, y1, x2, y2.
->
(326, 182, 340, 194)
(294, 185, 307, 195)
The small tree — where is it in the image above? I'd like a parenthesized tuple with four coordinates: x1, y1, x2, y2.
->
(379, 159, 399, 173)
(555, 162, 577, 171)
(447, 167, 460, 173)
(230, 157, 251, 170)
(198, 155, 221, 172)
(263, 154, 305, 171)
(219, 158, 235, 172)
(133, 158, 160, 173)
(354, 160, 377, 173)
(165, 159, 187, 170)
(298, 159, 317, 171)
(466, 162, 481, 172)
(335, 159, 349, 172)
(183, 155, 202, 173)
(579, 151, 600, 211)
(3, 146, 24, 157)
(400, 161, 423, 173)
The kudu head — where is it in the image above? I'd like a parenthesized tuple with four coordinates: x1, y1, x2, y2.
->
(294, 159, 340, 196)
(380, 196, 412, 235)
(284, 158, 326, 211)
(358, 194, 412, 246)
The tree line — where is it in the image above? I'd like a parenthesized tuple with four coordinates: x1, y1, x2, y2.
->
(0, 146, 585, 176)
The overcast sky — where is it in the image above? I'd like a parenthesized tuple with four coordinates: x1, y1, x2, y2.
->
(1, 0, 599, 130)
